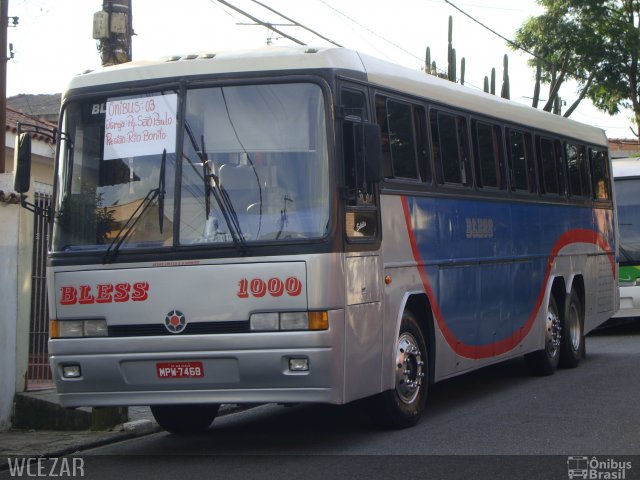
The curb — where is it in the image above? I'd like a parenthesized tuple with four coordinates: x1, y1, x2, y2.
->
(0, 403, 259, 471)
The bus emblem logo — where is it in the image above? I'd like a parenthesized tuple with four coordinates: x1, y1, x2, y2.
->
(164, 310, 186, 334)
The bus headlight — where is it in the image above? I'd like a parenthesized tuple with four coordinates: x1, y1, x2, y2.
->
(249, 313, 279, 331)
(280, 312, 308, 330)
(249, 311, 328, 331)
(51, 319, 108, 338)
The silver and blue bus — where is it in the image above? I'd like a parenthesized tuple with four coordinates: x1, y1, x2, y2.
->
(14, 46, 617, 432)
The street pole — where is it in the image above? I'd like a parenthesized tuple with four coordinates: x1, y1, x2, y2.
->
(0, 0, 8, 174)
(96, 0, 133, 67)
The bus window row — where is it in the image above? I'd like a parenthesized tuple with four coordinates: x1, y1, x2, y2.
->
(373, 92, 612, 203)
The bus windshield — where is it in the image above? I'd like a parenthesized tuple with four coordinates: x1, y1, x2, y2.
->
(52, 82, 330, 252)
(616, 177, 640, 264)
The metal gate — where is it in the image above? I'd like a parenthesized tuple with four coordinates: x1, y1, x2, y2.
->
(26, 192, 53, 390)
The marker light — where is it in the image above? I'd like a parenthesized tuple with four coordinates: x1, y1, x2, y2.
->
(308, 311, 329, 331)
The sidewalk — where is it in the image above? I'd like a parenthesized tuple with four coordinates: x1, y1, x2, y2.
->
(0, 390, 242, 469)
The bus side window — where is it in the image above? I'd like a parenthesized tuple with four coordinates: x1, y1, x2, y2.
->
(472, 120, 505, 190)
(342, 89, 369, 121)
(537, 137, 559, 195)
(431, 110, 471, 187)
(342, 88, 375, 207)
(376, 95, 425, 181)
(566, 142, 590, 198)
(589, 148, 612, 201)
(507, 129, 536, 193)
(414, 106, 431, 183)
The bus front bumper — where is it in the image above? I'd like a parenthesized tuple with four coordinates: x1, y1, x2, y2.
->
(49, 317, 345, 408)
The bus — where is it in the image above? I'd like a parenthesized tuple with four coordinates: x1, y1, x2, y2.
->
(612, 157, 640, 319)
(14, 46, 617, 433)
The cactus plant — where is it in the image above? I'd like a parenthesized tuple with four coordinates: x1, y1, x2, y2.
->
(491, 68, 496, 95)
(425, 46, 432, 74)
(501, 54, 510, 99)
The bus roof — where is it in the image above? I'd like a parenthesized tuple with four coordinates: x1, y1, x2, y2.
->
(67, 45, 607, 146)
(613, 157, 640, 178)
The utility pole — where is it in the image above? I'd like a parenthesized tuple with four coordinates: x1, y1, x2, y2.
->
(0, 0, 8, 173)
(93, 0, 133, 67)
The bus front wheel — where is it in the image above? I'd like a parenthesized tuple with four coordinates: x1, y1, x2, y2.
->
(375, 310, 428, 429)
(151, 404, 219, 434)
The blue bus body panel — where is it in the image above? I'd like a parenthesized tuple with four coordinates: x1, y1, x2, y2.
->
(401, 194, 615, 358)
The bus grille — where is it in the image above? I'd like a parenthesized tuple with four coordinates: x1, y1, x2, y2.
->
(108, 321, 250, 337)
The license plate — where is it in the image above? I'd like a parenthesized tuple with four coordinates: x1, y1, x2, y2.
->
(156, 361, 204, 379)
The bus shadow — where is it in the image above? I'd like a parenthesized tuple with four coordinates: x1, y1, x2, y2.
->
(589, 318, 640, 336)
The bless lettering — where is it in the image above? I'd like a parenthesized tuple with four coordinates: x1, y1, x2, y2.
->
(59, 282, 149, 305)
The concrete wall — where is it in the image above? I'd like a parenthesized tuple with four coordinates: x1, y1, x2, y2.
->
(0, 174, 20, 431)
(0, 173, 40, 431)
(0, 131, 54, 431)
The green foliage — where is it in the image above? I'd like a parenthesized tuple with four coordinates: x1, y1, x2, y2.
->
(513, 0, 640, 132)
(58, 186, 116, 246)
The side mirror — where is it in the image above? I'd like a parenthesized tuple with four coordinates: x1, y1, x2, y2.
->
(13, 133, 32, 194)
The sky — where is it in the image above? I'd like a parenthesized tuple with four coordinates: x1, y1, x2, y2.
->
(5, 0, 636, 139)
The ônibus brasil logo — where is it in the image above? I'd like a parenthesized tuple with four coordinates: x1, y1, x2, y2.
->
(164, 310, 186, 334)
(567, 456, 632, 479)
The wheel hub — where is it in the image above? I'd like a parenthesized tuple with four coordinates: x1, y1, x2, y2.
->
(395, 333, 425, 404)
(546, 308, 562, 356)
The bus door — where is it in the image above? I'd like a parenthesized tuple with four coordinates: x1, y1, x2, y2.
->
(339, 84, 384, 402)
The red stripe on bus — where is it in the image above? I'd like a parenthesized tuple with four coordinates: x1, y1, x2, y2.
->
(400, 196, 614, 359)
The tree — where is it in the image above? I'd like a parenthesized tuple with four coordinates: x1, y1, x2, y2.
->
(513, 0, 640, 137)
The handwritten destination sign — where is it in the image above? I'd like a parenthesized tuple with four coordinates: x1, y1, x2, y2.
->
(103, 93, 178, 160)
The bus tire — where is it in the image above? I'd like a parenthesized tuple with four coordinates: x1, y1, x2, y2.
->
(560, 289, 584, 368)
(525, 294, 562, 376)
(150, 404, 219, 434)
(375, 310, 428, 429)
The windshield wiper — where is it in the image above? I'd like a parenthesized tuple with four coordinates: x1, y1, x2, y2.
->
(275, 195, 294, 240)
(103, 149, 166, 264)
(183, 122, 248, 255)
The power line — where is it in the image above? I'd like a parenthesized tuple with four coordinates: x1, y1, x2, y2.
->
(443, 0, 553, 68)
(316, 0, 422, 64)
(212, 0, 306, 45)
(248, 0, 342, 47)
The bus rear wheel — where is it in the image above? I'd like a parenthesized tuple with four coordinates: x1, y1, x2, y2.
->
(560, 289, 584, 368)
(150, 404, 219, 434)
(525, 294, 562, 376)
(375, 310, 428, 429)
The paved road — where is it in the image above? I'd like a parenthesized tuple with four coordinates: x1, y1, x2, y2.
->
(37, 322, 640, 479)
